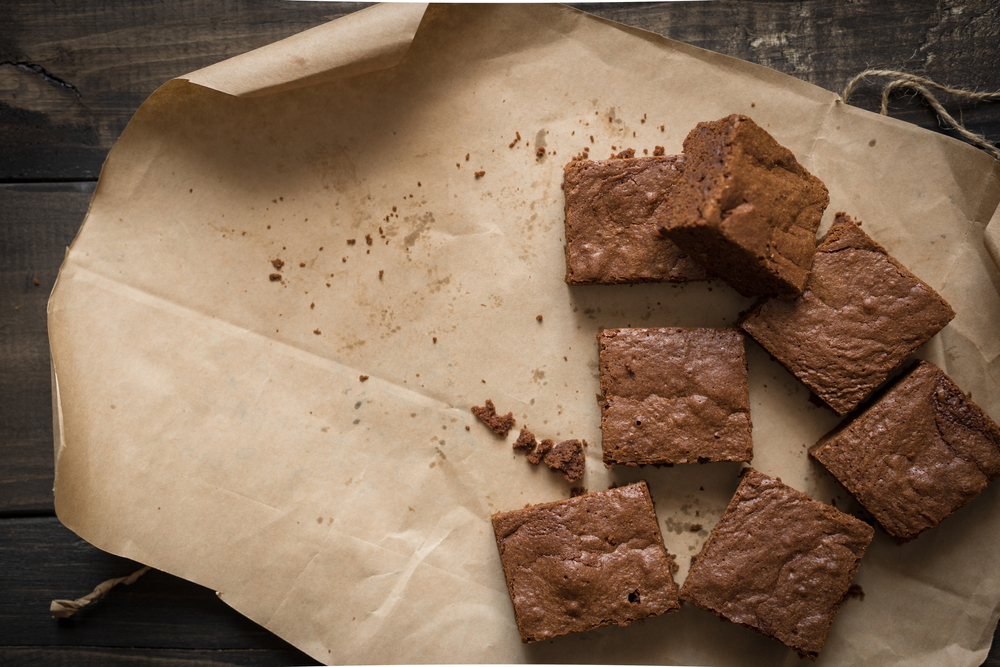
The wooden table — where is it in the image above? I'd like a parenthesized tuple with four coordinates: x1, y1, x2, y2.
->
(3, 2, 999, 664)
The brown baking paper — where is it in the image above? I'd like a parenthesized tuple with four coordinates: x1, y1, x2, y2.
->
(48, 4, 1000, 665)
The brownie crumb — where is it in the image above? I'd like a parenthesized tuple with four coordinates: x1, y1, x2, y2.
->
(474, 171, 486, 179)
(613, 148, 635, 159)
(508, 132, 521, 148)
(689, 523, 703, 532)
(313, 329, 321, 335)
(536, 315, 543, 322)
(570, 487, 589, 497)
(527, 439, 554, 465)
(544, 439, 586, 483)
(378, 270, 384, 280)
(269, 273, 282, 281)
(365, 234, 373, 245)
(271, 258, 284, 270)
(536, 146, 546, 158)
(359, 375, 369, 382)
(466, 153, 471, 161)
(432, 336, 438, 343)
(347, 239, 356, 245)
(471, 398, 516, 436)
(653, 146, 666, 156)
(465, 425, 471, 431)
(513, 427, 538, 453)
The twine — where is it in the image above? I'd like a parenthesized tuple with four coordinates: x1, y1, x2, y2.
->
(842, 69, 1000, 160)
(50, 565, 152, 619)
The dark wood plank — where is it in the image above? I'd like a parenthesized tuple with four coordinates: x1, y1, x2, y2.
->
(0, 184, 92, 515)
(4, 1, 999, 181)
(0, 516, 318, 663)
(0, 1, 372, 181)
(578, 0, 1000, 147)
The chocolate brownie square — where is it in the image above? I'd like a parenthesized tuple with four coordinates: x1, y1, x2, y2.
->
(811, 361, 1000, 542)
(563, 154, 708, 284)
(491, 481, 680, 643)
(658, 114, 829, 297)
(598, 327, 752, 466)
(680, 470, 873, 659)
(740, 213, 955, 415)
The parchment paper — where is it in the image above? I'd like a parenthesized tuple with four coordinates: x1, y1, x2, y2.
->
(48, 4, 1000, 665)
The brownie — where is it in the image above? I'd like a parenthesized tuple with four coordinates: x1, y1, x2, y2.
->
(598, 327, 752, 466)
(563, 154, 708, 284)
(740, 213, 956, 415)
(492, 481, 681, 642)
(512, 427, 537, 452)
(680, 470, 873, 659)
(811, 361, 1000, 542)
(658, 114, 829, 297)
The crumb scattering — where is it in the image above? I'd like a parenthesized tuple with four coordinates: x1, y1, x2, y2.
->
(526, 438, 553, 465)
(471, 398, 516, 436)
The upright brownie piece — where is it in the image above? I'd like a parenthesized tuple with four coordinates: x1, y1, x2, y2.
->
(491, 481, 681, 643)
(658, 114, 829, 297)
(680, 470, 873, 659)
(563, 154, 708, 284)
(740, 213, 955, 415)
(598, 327, 752, 466)
(811, 361, 1000, 542)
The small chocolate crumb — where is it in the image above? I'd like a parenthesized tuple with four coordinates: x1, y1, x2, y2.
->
(299, 262, 306, 267)
(474, 171, 486, 179)
(313, 329, 321, 335)
(269, 273, 282, 281)
(310, 302, 315, 309)
(33, 278, 41, 286)
(432, 336, 438, 343)
(535, 146, 545, 158)
(347, 239, 356, 245)
(543, 440, 586, 482)
(570, 487, 588, 497)
(465, 425, 470, 431)
(536, 314, 543, 322)
(359, 375, 369, 382)
(471, 399, 516, 436)
(690, 523, 703, 532)
(378, 270, 384, 280)
(526, 439, 553, 465)
(512, 427, 537, 453)
(365, 234, 373, 245)
(614, 148, 635, 159)
(653, 146, 666, 156)
(271, 258, 284, 270)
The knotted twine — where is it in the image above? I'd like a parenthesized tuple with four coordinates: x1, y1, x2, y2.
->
(842, 69, 1000, 160)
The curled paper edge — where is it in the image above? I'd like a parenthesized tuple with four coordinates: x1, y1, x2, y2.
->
(183, 2, 428, 98)
(986, 201, 1000, 278)
(50, 565, 152, 619)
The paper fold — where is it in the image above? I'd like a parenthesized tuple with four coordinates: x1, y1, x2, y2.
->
(184, 3, 428, 97)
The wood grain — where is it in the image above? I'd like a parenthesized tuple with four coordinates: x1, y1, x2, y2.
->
(0, 516, 318, 664)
